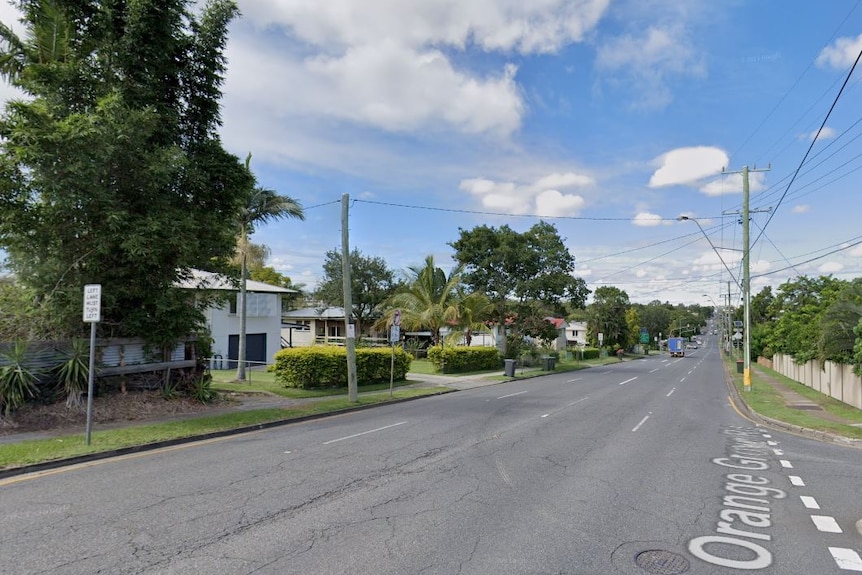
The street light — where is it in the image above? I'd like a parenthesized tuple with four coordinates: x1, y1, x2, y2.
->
(681, 215, 750, 389)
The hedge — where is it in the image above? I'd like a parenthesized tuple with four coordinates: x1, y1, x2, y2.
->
(426, 345, 501, 373)
(272, 346, 412, 389)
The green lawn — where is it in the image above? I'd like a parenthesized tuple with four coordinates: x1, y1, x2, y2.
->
(0, 387, 451, 470)
(210, 369, 419, 398)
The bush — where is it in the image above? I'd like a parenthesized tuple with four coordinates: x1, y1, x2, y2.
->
(568, 346, 600, 360)
(273, 346, 412, 389)
(426, 345, 500, 373)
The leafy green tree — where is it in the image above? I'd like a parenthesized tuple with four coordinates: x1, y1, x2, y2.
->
(0, 0, 250, 347)
(765, 276, 845, 363)
(587, 286, 630, 348)
(450, 221, 588, 354)
(314, 248, 400, 334)
(234, 153, 304, 381)
(816, 278, 862, 364)
(636, 300, 673, 345)
(385, 256, 462, 346)
(625, 307, 641, 349)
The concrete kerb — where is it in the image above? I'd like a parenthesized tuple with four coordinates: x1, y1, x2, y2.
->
(723, 359, 862, 450)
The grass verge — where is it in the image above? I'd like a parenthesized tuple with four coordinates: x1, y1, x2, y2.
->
(727, 358, 862, 440)
(210, 369, 418, 398)
(0, 387, 451, 470)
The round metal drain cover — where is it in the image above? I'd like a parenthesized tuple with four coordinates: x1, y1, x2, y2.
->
(635, 550, 690, 574)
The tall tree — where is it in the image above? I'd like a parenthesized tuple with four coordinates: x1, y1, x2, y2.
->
(234, 154, 304, 381)
(451, 221, 588, 354)
(586, 286, 630, 348)
(0, 0, 250, 347)
(386, 256, 462, 346)
(314, 248, 400, 333)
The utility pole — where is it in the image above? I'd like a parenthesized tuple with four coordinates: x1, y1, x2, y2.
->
(341, 194, 358, 402)
(723, 165, 770, 391)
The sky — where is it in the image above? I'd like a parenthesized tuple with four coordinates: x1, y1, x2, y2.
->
(3, 0, 862, 309)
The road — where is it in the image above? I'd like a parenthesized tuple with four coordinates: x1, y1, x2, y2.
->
(2, 338, 861, 574)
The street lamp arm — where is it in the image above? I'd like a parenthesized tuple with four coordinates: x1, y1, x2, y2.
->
(677, 216, 741, 290)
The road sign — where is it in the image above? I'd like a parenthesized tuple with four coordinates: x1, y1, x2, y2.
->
(83, 284, 101, 323)
(390, 325, 400, 344)
(598, 332, 604, 345)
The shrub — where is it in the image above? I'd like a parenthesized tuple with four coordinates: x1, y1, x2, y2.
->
(0, 341, 41, 417)
(426, 345, 500, 373)
(273, 346, 412, 389)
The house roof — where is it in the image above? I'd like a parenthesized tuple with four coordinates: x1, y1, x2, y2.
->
(282, 306, 346, 319)
(544, 317, 568, 329)
(175, 269, 295, 294)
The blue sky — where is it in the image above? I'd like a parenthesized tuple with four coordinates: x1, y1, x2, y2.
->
(3, 0, 862, 308)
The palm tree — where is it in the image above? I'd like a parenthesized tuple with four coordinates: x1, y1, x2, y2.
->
(454, 289, 493, 346)
(386, 256, 463, 346)
(235, 154, 304, 381)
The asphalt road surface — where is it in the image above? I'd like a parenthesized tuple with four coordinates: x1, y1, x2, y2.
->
(2, 339, 861, 574)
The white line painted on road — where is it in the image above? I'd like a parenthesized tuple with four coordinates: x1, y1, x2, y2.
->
(800, 496, 820, 509)
(567, 397, 589, 407)
(632, 413, 651, 432)
(618, 376, 638, 386)
(761, 433, 772, 438)
(811, 515, 843, 533)
(779, 459, 793, 468)
(666, 388, 676, 397)
(680, 377, 686, 383)
(829, 547, 862, 571)
(772, 449, 784, 455)
(566, 378, 582, 383)
(649, 368, 660, 373)
(323, 421, 407, 445)
(498, 391, 528, 399)
(283, 450, 292, 454)
(767, 441, 778, 446)
(541, 413, 550, 418)
(789, 475, 805, 486)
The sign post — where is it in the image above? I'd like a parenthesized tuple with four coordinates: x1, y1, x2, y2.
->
(83, 284, 101, 445)
(389, 310, 401, 397)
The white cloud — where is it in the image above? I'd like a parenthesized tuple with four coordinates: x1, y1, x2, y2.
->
(648, 146, 728, 188)
(460, 170, 593, 216)
(632, 212, 666, 227)
(819, 261, 844, 273)
(692, 249, 741, 271)
(240, 0, 610, 55)
(596, 24, 706, 109)
(849, 243, 862, 257)
(816, 33, 862, 69)
(225, 0, 611, 141)
(699, 171, 766, 197)
(799, 126, 836, 141)
(792, 204, 810, 214)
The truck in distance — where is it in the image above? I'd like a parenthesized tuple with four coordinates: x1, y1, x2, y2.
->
(668, 337, 685, 357)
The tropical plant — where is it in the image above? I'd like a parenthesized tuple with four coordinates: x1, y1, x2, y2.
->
(55, 338, 90, 409)
(235, 153, 305, 382)
(385, 256, 463, 346)
(0, 341, 40, 417)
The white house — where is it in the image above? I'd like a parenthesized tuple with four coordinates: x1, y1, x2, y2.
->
(177, 269, 294, 370)
(280, 307, 348, 347)
(565, 320, 588, 347)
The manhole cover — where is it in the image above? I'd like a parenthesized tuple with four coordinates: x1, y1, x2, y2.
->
(635, 550, 690, 574)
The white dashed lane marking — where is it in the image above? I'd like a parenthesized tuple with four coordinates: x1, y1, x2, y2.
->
(811, 515, 843, 533)
(779, 459, 793, 468)
(830, 547, 862, 571)
(789, 475, 805, 486)
(800, 496, 820, 510)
